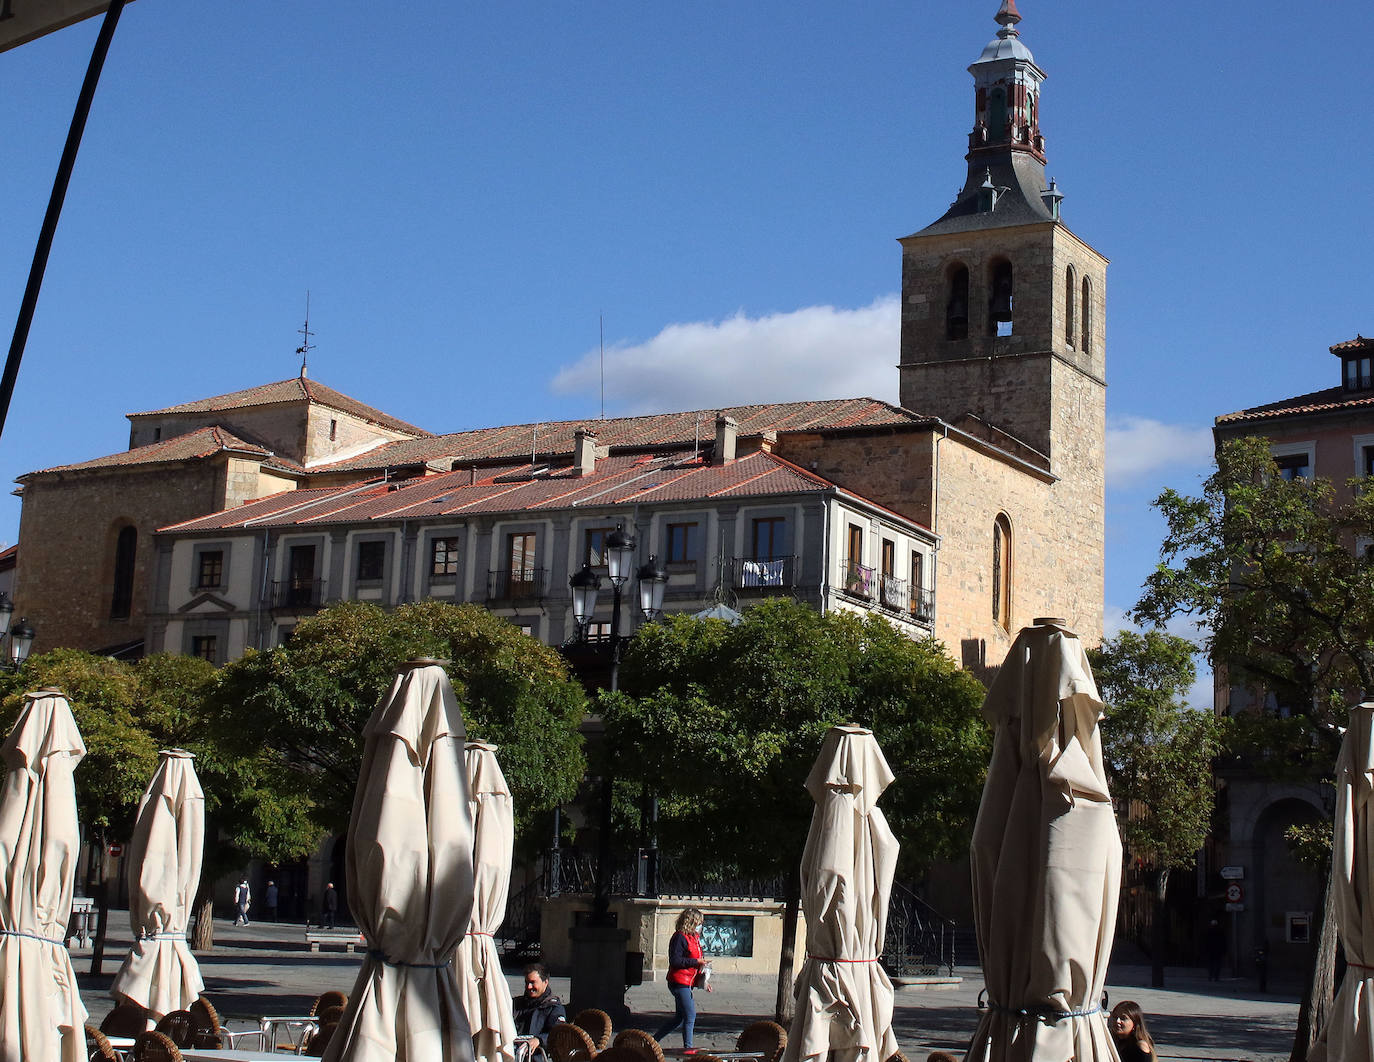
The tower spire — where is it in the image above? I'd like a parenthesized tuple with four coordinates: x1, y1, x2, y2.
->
(995, 0, 1022, 29)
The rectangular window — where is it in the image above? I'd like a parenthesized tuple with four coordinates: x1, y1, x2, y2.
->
(1274, 452, 1311, 480)
(910, 550, 924, 591)
(667, 522, 700, 564)
(585, 620, 612, 641)
(1363, 446, 1374, 478)
(751, 517, 786, 561)
(847, 524, 864, 565)
(197, 549, 224, 590)
(701, 915, 755, 957)
(329, 418, 338, 441)
(191, 635, 217, 663)
(584, 527, 615, 568)
(431, 536, 459, 576)
(1348, 358, 1374, 391)
(509, 532, 537, 578)
(356, 540, 386, 582)
(881, 538, 895, 576)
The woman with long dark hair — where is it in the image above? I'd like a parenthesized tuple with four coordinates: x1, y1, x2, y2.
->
(1109, 1001, 1157, 1062)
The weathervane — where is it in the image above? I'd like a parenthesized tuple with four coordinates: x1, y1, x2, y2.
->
(296, 291, 315, 378)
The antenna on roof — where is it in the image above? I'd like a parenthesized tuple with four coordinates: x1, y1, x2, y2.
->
(531, 423, 541, 466)
(295, 291, 315, 379)
(599, 312, 605, 421)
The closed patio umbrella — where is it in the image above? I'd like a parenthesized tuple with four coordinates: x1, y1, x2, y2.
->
(110, 748, 205, 1020)
(782, 724, 899, 1062)
(454, 741, 516, 1062)
(0, 687, 88, 1062)
(325, 660, 476, 1062)
(967, 620, 1120, 1062)
(1311, 703, 1374, 1062)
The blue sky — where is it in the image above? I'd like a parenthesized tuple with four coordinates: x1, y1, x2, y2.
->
(1, 1, 1367, 678)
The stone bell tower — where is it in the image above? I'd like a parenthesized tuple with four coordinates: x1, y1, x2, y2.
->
(898, 0, 1107, 644)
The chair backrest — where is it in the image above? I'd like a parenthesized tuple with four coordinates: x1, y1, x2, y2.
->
(318, 1004, 346, 1024)
(305, 1019, 339, 1057)
(736, 1021, 787, 1062)
(572, 1008, 614, 1051)
(613, 1028, 665, 1062)
(311, 990, 348, 1016)
(548, 1020, 598, 1062)
(101, 1002, 151, 1037)
(187, 997, 222, 1049)
(131, 1030, 184, 1062)
(155, 1010, 195, 1048)
(85, 1025, 120, 1062)
(593, 1048, 647, 1062)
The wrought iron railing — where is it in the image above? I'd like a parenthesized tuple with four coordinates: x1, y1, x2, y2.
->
(883, 880, 956, 977)
(731, 555, 797, 592)
(487, 568, 547, 603)
(908, 587, 935, 625)
(879, 573, 908, 612)
(269, 579, 326, 610)
(840, 560, 874, 600)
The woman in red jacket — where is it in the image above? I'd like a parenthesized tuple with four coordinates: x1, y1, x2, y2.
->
(653, 908, 711, 1052)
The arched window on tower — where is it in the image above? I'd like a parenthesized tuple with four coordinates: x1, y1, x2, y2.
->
(989, 259, 1014, 337)
(1065, 265, 1077, 348)
(110, 524, 137, 620)
(992, 514, 1012, 631)
(946, 264, 969, 340)
(1081, 275, 1093, 355)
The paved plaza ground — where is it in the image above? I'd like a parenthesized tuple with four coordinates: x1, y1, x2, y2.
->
(75, 918, 1303, 1062)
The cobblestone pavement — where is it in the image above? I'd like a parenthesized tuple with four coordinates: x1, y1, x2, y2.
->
(76, 919, 1302, 1062)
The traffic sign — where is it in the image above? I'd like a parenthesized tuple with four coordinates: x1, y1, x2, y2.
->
(107, 842, 123, 857)
(1220, 865, 1245, 880)
(1225, 902, 1245, 912)
(1225, 882, 1243, 903)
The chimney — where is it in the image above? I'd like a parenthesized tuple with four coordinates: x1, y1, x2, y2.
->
(574, 428, 598, 476)
(714, 415, 738, 464)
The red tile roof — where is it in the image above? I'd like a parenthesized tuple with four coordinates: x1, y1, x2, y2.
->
(1330, 335, 1372, 355)
(1214, 386, 1374, 425)
(130, 377, 432, 438)
(311, 397, 931, 473)
(19, 426, 305, 478)
(160, 450, 931, 535)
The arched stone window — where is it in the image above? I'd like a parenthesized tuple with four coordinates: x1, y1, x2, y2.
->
(110, 525, 137, 620)
(946, 264, 969, 340)
(1081, 275, 1093, 355)
(989, 259, 1014, 336)
(1065, 265, 1077, 347)
(992, 514, 1012, 631)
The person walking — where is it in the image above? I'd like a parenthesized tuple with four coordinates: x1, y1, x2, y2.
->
(264, 880, 279, 922)
(234, 879, 251, 926)
(322, 882, 339, 928)
(1109, 1001, 1157, 1062)
(1203, 918, 1226, 981)
(654, 908, 711, 1053)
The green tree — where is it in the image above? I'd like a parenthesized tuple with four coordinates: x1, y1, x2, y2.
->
(210, 601, 588, 843)
(1088, 629, 1223, 988)
(603, 599, 988, 1021)
(1134, 433, 1369, 1060)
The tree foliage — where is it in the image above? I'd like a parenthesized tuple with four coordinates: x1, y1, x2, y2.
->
(210, 600, 587, 842)
(603, 599, 989, 881)
(1088, 630, 1222, 872)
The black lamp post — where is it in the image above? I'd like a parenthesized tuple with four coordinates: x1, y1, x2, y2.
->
(0, 593, 36, 670)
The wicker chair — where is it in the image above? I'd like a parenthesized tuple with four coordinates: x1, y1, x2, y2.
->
(889, 1052, 911, 1062)
(317, 1004, 346, 1025)
(101, 1003, 150, 1037)
(592, 1048, 648, 1062)
(85, 1025, 122, 1061)
(130, 1030, 183, 1062)
(304, 1019, 339, 1058)
(612, 1029, 666, 1062)
(572, 1009, 614, 1052)
(310, 990, 348, 1015)
(548, 1021, 598, 1062)
(154, 1010, 194, 1048)
(736, 1020, 787, 1062)
(186, 997, 222, 1049)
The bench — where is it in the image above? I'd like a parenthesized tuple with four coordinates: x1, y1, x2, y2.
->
(305, 929, 366, 953)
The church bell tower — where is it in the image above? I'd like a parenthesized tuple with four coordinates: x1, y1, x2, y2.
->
(898, 0, 1106, 468)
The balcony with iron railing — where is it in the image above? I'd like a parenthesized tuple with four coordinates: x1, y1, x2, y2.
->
(731, 555, 797, 593)
(839, 560, 874, 600)
(269, 578, 326, 611)
(487, 568, 547, 604)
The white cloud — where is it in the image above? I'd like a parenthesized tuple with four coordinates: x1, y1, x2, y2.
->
(551, 296, 900, 413)
(1106, 416, 1213, 489)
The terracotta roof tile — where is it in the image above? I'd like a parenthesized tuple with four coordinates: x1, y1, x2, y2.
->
(1215, 386, 1374, 424)
(1330, 335, 1372, 355)
(311, 397, 931, 473)
(20, 426, 304, 478)
(130, 377, 432, 438)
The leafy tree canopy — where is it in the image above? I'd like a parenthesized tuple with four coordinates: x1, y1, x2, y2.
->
(602, 599, 989, 880)
(210, 600, 587, 843)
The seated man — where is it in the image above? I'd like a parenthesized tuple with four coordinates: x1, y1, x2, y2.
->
(512, 963, 565, 1059)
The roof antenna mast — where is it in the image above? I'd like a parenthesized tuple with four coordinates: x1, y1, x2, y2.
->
(296, 291, 315, 379)
(599, 312, 605, 421)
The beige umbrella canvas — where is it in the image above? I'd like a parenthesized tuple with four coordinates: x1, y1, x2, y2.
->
(0, 688, 88, 1062)
(110, 748, 205, 1020)
(454, 741, 516, 1062)
(967, 621, 1120, 1062)
(782, 724, 899, 1062)
(1311, 703, 1374, 1062)
(325, 661, 476, 1062)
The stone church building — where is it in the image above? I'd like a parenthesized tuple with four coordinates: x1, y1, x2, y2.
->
(12, 0, 1107, 678)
